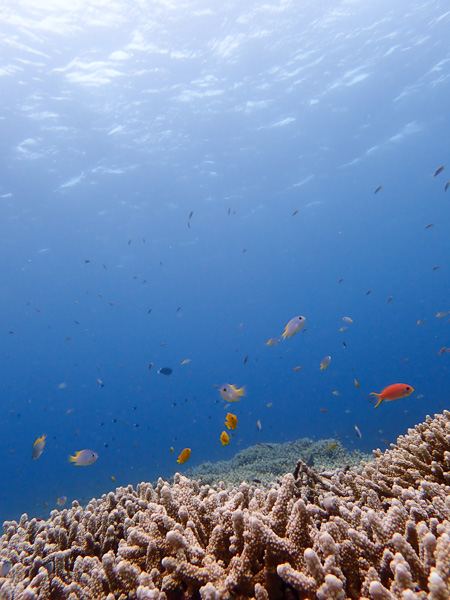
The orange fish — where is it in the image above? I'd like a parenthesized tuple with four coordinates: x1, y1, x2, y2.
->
(220, 431, 230, 446)
(176, 448, 191, 464)
(225, 413, 238, 430)
(370, 383, 414, 408)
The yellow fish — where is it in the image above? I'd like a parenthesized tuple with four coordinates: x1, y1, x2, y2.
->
(282, 316, 306, 339)
(436, 311, 449, 318)
(170, 446, 174, 453)
(69, 449, 98, 466)
(266, 337, 280, 346)
(176, 448, 191, 464)
(32, 435, 47, 460)
(354, 378, 360, 388)
(320, 356, 331, 370)
(225, 413, 238, 430)
(220, 431, 230, 446)
(219, 384, 245, 403)
(181, 359, 191, 365)
(332, 391, 341, 396)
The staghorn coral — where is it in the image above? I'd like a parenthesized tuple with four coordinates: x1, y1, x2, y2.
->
(0, 411, 450, 599)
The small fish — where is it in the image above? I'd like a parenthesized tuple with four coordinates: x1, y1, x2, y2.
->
(342, 341, 347, 348)
(320, 356, 331, 370)
(354, 425, 362, 439)
(292, 209, 299, 216)
(416, 394, 424, 400)
(256, 419, 262, 432)
(225, 413, 238, 430)
(32, 435, 47, 460)
(433, 165, 444, 177)
(176, 448, 191, 464)
(342, 316, 353, 323)
(96, 378, 104, 388)
(266, 337, 281, 346)
(293, 366, 303, 372)
(243, 355, 248, 365)
(332, 391, 341, 396)
(436, 311, 449, 318)
(425, 223, 434, 229)
(366, 290, 372, 296)
(220, 431, 230, 446)
(320, 408, 328, 414)
(374, 185, 383, 194)
(282, 316, 306, 339)
(439, 347, 447, 355)
(445, 181, 450, 192)
(252, 478, 262, 483)
(181, 359, 191, 365)
(432, 265, 440, 271)
(266, 402, 273, 408)
(148, 362, 153, 371)
(354, 378, 360, 388)
(111, 476, 115, 482)
(56, 495, 67, 507)
(189, 210, 194, 219)
(328, 442, 337, 450)
(339, 326, 348, 332)
(242, 248, 247, 253)
(338, 278, 344, 283)
(370, 383, 414, 408)
(387, 296, 393, 303)
(417, 319, 426, 326)
(158, 367, 173, 376)
(170, 446, 174, 453)
(69, 449, 98, 466)
(219, 384, 245, 403)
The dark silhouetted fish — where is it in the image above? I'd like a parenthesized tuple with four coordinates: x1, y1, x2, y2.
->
(158, 367, 173, 376)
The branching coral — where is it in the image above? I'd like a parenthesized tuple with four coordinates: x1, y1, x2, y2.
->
(1, 411, 450, 599)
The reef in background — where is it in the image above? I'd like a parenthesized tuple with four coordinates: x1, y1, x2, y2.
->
(1, 411, 450, 599)
(184, 436, 372, 488)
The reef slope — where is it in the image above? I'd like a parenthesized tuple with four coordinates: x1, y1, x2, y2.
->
(1, 411, 450, 599)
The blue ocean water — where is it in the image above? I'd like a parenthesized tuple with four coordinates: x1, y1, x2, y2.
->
(0, 0, 449, 523)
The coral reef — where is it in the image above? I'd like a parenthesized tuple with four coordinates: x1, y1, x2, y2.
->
(185, 436, 372, 488)
(1, 411, 450, 600)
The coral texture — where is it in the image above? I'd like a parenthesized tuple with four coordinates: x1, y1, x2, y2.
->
(1, 411, 450, 600)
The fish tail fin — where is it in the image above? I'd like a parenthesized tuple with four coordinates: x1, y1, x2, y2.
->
(68, 455, 76, 463)
(370, 393, 383, 408)
(281, 331, 288, 340)
(237, 386, 245, 396)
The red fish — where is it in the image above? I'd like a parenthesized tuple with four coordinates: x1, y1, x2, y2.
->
(370, 383, 414, 408)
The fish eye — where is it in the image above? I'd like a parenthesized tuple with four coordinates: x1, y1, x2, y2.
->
(222, 387, 227, 391)
(406, 386, 411, 391)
